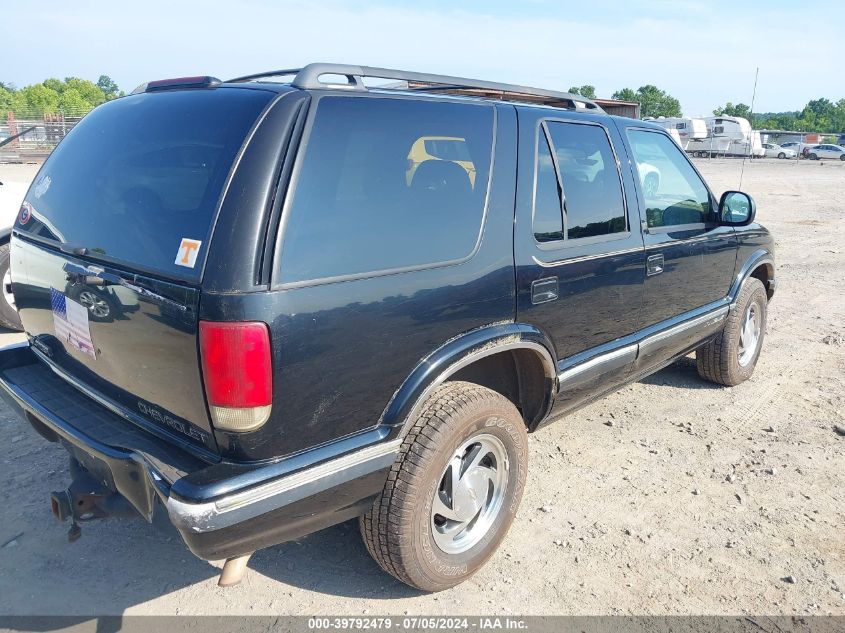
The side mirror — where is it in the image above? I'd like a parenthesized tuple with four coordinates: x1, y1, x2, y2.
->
(719, 191, 756, 226)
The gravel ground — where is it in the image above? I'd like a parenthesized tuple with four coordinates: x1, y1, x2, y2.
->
(0, 158, 842, 616)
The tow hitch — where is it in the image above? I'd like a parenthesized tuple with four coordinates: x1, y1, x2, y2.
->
(50, 460, 138, 542)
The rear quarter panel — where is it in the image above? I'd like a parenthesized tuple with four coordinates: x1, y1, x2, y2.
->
(203, 102, 520, 461)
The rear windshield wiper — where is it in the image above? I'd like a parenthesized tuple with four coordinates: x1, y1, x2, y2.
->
(16, 231, 118, 266)
(14, 232, 192, 314)
(62, 262, 188, 313)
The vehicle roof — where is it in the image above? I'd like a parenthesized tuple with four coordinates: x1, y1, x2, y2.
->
(208, 80, 591, 118)
(225, 79, 598, 111)
(136, 77, 667, 134)
(220, 81, 670, 132)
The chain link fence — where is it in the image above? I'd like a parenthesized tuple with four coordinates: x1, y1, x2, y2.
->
(1, 107, 92, 162)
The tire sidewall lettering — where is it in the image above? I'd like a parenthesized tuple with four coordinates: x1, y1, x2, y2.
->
(416, 410, 527, 580)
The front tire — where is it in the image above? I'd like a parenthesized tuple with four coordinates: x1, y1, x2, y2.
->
(696, 278, 767, 386)
(778, 152, 786, 159)
(0, 242, 22, 331)
(361, 381, 528, 592)
(810, 153, 819, 160)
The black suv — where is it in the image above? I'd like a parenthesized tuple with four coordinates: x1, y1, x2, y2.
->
(0, 64, 775, 592)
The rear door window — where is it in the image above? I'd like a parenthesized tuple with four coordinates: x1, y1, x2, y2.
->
(277, 96, 494, 284)
(532, 121, 627, 243)
(533, 131, 564, 242)
(17, 88, 274, 281)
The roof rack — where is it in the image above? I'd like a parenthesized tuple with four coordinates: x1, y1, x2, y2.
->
(226, 63, 602, 112)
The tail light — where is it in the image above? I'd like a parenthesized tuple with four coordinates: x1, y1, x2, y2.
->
(199, 321, 272, 432)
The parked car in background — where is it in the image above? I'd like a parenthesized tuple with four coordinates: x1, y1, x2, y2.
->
(761, 143, 795, 159)
(0, 64, 775, 593)
(779, 142, 813, 157)
(806, 144, 845, 160)
(636, 161, 661, 196)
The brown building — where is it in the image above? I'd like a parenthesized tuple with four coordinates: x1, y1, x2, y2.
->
(594, 98, 641, 119)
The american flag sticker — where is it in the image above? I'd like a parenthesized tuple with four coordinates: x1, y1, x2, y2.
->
(50, 288, 96, 358)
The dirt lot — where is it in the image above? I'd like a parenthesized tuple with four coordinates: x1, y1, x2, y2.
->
(0, 158, 842, 616)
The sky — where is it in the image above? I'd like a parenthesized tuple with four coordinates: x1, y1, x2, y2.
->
(3, 0, 843, 116)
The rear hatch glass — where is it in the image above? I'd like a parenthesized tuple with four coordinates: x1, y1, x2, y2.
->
(11, 87, 275, 455)
(16, 87, 275, 281)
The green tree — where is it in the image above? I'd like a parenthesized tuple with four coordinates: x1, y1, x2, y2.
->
(42, 78, 65, 94)
(20, 84, 60, 114)
(712, 94, 845, 132)
(0, 86, 24, 120)
(568, 84, 597, 99)
(612, 85, 682, 118)
(97, 75, 120, 98)
(0, 86, 16, 111)
(0, 75, 126, 119)
(713, 102, 752, 119)
(611, 87, 638, 103)
(63, 77, 105, 107)
(804, 98, 835, 118)
(58, 88, 90, 114)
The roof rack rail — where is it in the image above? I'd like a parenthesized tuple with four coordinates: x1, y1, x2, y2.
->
(226, 68, 302, 84)
(226, 63, 602, 112)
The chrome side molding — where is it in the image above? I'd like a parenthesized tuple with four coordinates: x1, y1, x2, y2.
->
(557, 306, 729, 386)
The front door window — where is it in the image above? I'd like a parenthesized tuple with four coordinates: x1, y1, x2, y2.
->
(627, 130, 712, 229)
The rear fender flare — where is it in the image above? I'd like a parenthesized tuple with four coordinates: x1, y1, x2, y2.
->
(380, 323, 557, 436)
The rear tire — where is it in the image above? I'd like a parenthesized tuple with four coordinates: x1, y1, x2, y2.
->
(360, 381, 528, 592)
(839, 154, 845, 161)
(696, 278, 767, 386)
(0, 242, 22, 331)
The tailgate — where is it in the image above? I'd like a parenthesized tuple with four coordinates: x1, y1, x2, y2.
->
(11, 237, 216, 454)
(6, 86, 278, 456)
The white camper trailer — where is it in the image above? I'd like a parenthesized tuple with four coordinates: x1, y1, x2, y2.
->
(688, 116, 764, 158)
(647, 117, 707, 149)
(668, 128, 683, 148)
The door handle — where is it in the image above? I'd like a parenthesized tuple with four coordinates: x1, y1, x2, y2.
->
(646, 254, 664, 276)
(531, 277, 559, 304)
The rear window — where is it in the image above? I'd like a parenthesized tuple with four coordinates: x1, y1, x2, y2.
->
(277, 96, 494, 284)
(17, 88, 274, 280)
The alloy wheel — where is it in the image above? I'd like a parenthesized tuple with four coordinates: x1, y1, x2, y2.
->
(738, 303, 761, 367)
(430, 433, 509, 555)
(78, 291, 110, 318)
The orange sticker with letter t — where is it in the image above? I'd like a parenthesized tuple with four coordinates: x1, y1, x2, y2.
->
(175, 238, 202, 268)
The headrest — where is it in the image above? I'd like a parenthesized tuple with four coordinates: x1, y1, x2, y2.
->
(411, 160, 471, 197)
